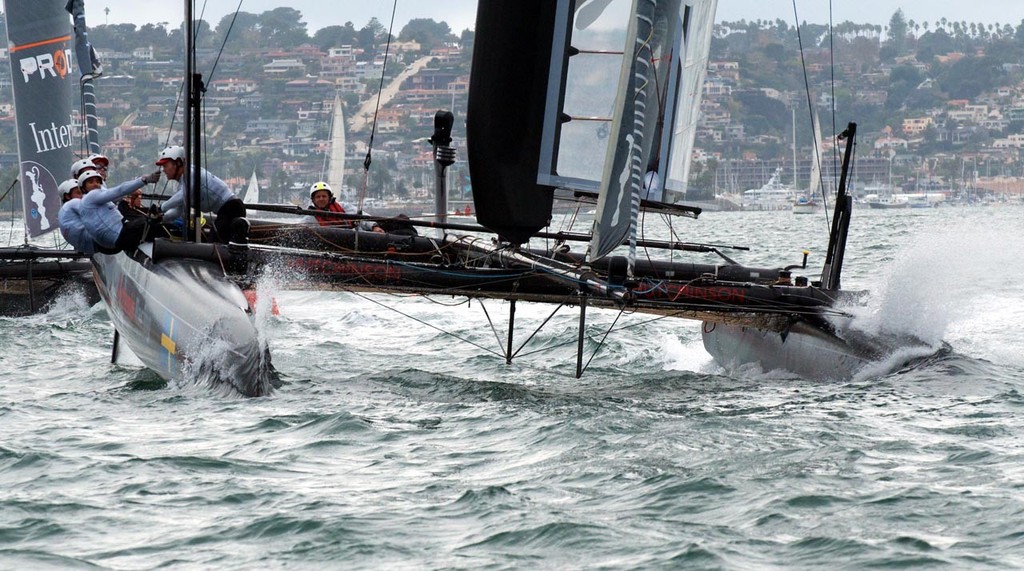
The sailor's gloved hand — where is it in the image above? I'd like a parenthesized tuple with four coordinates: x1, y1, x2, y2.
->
(141, 170, 161, 184)
(147, 204, 163, 220)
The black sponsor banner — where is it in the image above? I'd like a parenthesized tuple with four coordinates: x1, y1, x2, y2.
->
(4, 0, 75, 236)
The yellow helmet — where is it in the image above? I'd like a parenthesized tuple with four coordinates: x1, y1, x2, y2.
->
(309, 181, 332, 199)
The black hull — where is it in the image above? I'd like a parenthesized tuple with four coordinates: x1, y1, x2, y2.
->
(91, 241, 274, 397)
(701, 320, 921, 380)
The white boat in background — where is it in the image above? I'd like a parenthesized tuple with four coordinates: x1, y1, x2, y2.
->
(743, 167, 795, 210)
(792, 107, 824, 215)
(866, 195, 910, 209)
(792, 195, 822, 214)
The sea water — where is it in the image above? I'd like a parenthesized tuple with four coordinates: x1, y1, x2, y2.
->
(1, 205, 1023, 569)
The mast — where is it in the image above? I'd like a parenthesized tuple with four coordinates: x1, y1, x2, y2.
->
(68, 0, 102, 155)
(820, 122, 856, 290)
(184, 0, 202, 242)
(791, 107, 797, 188)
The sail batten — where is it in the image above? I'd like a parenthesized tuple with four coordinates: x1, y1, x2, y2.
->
(3, 0, 76, 237)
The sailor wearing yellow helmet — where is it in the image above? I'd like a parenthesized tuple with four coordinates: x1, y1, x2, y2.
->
(307, 181, 383, 232)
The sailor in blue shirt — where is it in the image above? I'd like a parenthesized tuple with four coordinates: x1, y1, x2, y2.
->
(57, 179, 96, 255)
(79, 169, 161, 253)
(156, 145, 247, 242)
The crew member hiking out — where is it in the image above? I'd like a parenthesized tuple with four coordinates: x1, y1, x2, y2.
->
(57, 178, 96, 255)
(79, 169, 162, 254)
(156, 145, 247, 243)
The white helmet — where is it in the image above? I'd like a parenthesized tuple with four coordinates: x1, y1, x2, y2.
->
(58, 179, 79, 200)
(70, 158, 97, 179)
(86, 153, 109, 168)
(156, 145, 185, 166)
(309, 181, 333, 199)
(77, 169, 104, 188)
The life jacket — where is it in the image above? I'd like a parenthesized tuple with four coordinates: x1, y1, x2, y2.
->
(310, 198, 349, 227)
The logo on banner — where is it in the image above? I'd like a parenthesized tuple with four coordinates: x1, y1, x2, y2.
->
(20, 161, 57, 232)
(19, 48, 72, 83)
(29, 113, 75, 154)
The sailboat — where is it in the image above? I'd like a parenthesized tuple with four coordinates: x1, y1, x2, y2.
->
(792, 108, 825, 214)
(0, 0, 99, 315)
(67, 0, 275, 396)
(242, 171, 260, 204)
(237, 0, 926, 381)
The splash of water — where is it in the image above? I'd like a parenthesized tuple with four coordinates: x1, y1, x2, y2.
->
(848, 213, 1024, 352)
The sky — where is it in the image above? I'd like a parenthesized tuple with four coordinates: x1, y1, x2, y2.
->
(78, 1, 1024, 36)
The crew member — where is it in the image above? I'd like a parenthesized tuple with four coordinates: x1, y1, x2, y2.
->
(59, 178, 83, 203)
(79, 169, 162, 254)
(118, 189, 146, 220)
(70, 157, 98, 180)
(156, 145, 245, 242)
(307, 181, 383, 232)
(57, 179, 95, 254)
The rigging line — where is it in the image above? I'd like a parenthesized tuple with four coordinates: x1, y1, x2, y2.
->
(791, 0, 831, 230)
(828, 0, 839, 200)
(478, 301, 509, 360)
(348, 290, 505, 359)
(206, 0, 245, 84)
(579, 306, 624, 377)
(827, 1, 835, 192)
(506, 307, 647, 360)
(510, 302, 568, 360)
(359, 0, 399, 212)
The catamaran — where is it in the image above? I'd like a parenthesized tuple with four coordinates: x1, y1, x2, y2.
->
(234, 0, 928, 380)
(8, 0, 928, 384)
(64, 0, 275, 396)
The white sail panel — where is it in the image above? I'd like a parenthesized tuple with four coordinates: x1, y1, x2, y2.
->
(664, 0, 718, 197)
(327, 93, 346, 194)
(242, 170, 260, 204)
(809, 107, 823, 196)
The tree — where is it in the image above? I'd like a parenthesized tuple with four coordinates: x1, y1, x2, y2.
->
(357, 18, 386, 58)
(313, 23, 358, 51)
(212, 12, 260, 50)
(258, 7, 309, 49)
(398, 18, 453, 52)
(937, 56, 1004, 99)
(887, 9, 908, 54)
